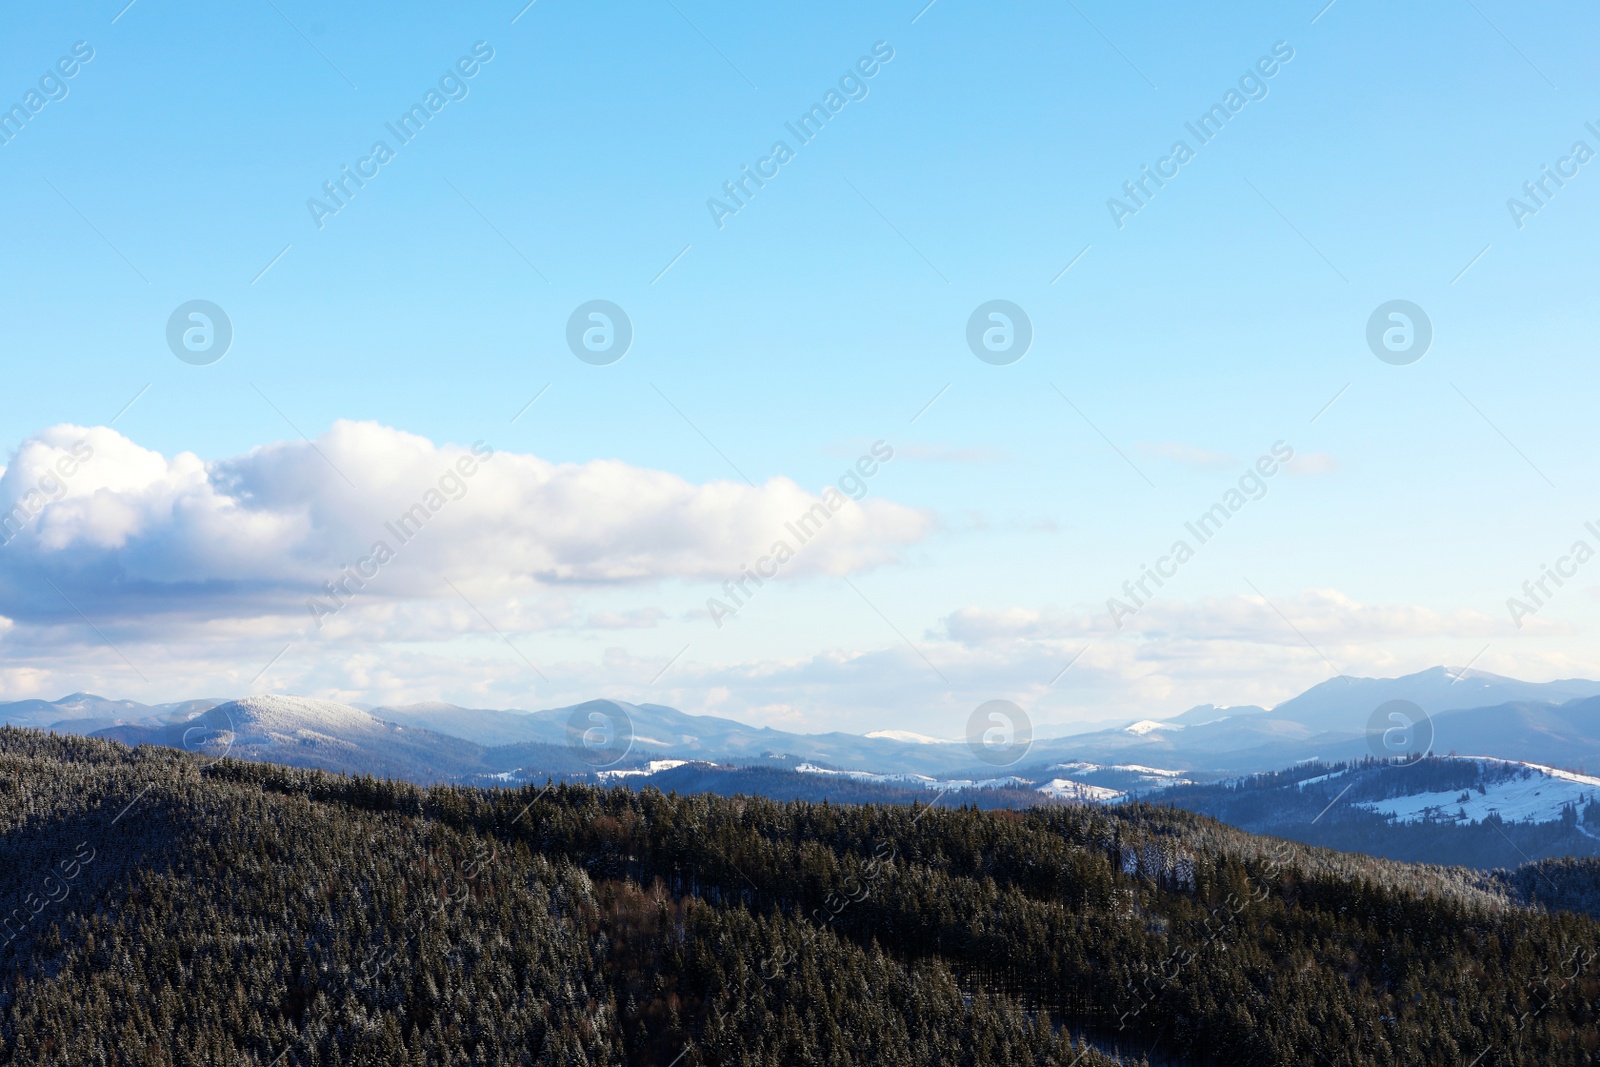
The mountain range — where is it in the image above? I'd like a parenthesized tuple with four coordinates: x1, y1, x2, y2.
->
(11, 666, 1600, 870)
(8, 666, 1600, 783)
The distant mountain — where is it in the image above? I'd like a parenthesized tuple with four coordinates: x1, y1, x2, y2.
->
(23, 678, 1600, 872)
(94, 696, 491, 782)
(0, 692, 225, 735)
(371, 700, 553, 747)
(18, 665, 1600, 792)
(374, 697, 1029, 778)
(1266, 666, 1600, 731)
(1399, 697, 1600, 772)
(1019, 668, 1600, 773)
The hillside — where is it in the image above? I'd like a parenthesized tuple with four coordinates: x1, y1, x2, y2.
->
(0, 729, 1596, 1064)
(1157, 756, 1600, 871)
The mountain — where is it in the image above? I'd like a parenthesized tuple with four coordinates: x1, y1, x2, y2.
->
(374, 697, 1030, 778)
(1018, 667, 1600, 773)
(1157, 754, 1600, 870)
(1418, 697, 1600, 770)
(93, 696, 492, 782)
(0, 692, 225, 734)
(0, 725, 1592, 1065)
(367, 700, 552, 747)
(19, 665, 1600, 794)
(1266, 666, 1600, 730)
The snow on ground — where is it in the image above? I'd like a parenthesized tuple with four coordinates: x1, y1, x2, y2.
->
(216, 695, 389, 745)
(597, 759, 689, 780)
(1123, 720, 1183, 735)
(792, 763, 1028, 792)
(1034, 762, 1192, 803)
(1037, 779, 1124, 802)
(1054, 762, 1187, 778)
(864, 730, 956, 744)
(1294, 768, 1355, 790)
(1356, 758, 1600, 825)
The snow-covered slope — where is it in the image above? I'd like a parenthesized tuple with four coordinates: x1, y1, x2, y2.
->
(864, 729, 955, 744)
(1033, 762, 1194, 803)
(1124, 719, 1182, 735)
(1354, 757, 1600, 826)
(95, 695, 491, 782)
(220, 695, 395, 743)
(1038, 779, 1124, 802)
(793, 763, 1029, 792)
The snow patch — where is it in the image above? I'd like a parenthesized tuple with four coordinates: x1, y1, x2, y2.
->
(1356, 757, 1600, 825)
(865, 729, 955, 744)
(1124, 719, 1183, 735)
(1038, 779, 1124, 802)
(597, 759, 689, 780)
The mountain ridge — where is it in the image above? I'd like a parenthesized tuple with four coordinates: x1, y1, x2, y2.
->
(8, 665, 1600, 784)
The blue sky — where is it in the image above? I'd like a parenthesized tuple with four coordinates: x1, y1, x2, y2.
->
(2, 0, 1598, 736)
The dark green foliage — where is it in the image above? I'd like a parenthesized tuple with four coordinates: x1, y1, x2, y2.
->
(0, 729, 1595, 1064)
(1498, 857, 1600, 920)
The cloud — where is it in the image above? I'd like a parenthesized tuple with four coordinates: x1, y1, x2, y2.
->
(0, 425, 1575, 732)
(584, 608, 666, 630)
(0, 576, 1580, 738)
(0, 422, 933, 627)
(940, 590, 1497, 648)
(1283, 451, 1337, 476)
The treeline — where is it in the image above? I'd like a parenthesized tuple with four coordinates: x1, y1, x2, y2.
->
(0, 728, 1595, 1064)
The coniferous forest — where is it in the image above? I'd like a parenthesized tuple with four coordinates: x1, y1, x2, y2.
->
(1, 728, 1597, 1065)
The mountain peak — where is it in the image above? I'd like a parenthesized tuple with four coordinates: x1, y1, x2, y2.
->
(213, 695, 386, 740)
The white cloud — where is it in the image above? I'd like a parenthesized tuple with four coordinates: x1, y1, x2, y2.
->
(0, 424, 1586, 732)
(1283, 451, 1338, 476)
(0, 421, 933, 628)
(940, 590, 1496, 648)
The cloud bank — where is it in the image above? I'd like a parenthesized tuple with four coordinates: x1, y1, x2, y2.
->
(0, 421, 932, 627)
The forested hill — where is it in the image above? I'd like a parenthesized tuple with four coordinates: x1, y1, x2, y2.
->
(0, 729, 1597, 1065)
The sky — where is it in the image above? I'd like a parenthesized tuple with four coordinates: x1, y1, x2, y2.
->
(1, 0, 1599, 738)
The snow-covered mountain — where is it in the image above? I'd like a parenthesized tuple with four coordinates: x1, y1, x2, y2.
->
(14, 666, 1600, 791)
(1266, 667, 1600, 731)
(1315, 757, 1600, 827)
(94, 696, 494, 782)
(0, 692, 225, 734)
(1016, 667, 1600, 773)
(1152, 754, 1600, 870)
